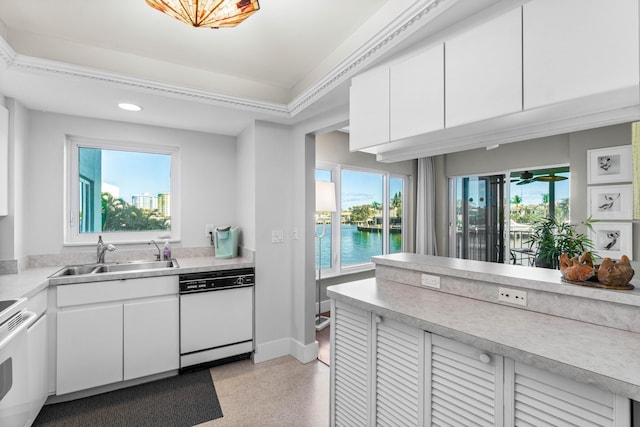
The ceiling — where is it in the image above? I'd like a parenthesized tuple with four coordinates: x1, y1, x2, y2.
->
(0, 0, 501, 136)
(0, 0, 395, 135)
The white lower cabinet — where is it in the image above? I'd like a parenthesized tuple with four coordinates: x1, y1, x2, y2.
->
(56, 276, 179, 395)
(123, 298, 179, 381)
(511, 361, 630, 426)
(375, 315, 424, 426)
(427, 334, 503, 426)
(57, 304, 123, 395)
(332, 303, 370, 426)
(331, 301, 630, 426)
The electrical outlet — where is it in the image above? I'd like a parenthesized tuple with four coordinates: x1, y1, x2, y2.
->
(271, 230, 284, 244)
(421, 274, 440, 289)
(498, 287, 527, 306)
(205, 224, 215, 237)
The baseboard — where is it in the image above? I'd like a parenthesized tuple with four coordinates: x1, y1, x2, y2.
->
(254, 337, 319, 364)
(253, 338, 291, 363)
(290, 338, 319, 364)
(315, 299, 331, 314)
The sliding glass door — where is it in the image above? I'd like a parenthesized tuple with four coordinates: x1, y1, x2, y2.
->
(450, 175, 505, 263)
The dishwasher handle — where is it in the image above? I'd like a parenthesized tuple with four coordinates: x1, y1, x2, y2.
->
(179, 283, 254, 294)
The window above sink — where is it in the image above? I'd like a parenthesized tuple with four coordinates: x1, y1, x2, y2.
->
(64, 136, 181, 245)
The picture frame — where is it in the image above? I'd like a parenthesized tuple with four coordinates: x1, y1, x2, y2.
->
(587, 184, 633, 220)
(589, 222, 633, 260)
(587, 145, 632, 184)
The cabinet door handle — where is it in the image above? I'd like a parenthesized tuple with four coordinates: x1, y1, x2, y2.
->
(375, 315, 383, 324)
(479, 353, 491, 364)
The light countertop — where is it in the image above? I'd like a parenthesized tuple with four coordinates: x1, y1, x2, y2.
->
(372, 253, 640, 307)
(328, 276, 640, 401)
(0, 256, 254, 301)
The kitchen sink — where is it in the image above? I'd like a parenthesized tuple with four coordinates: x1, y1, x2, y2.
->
(92, 259, 179, 273)
(50, 265, 99, 277)
(50, 259, 180, 278)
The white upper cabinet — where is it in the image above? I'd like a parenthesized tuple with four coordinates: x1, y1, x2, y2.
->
(349, 67, 390, 151)
(390, 44, 445, 141)
(445, 7, 522, 127)
(523, 0, 640, 110)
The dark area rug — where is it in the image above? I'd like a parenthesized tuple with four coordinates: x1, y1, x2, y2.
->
(33, 369, 223, 427)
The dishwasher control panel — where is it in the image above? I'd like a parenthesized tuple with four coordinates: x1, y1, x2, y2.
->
(178, 268, 255, 293)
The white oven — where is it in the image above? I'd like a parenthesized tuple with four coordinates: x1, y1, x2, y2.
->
(0, 299, 35, 427)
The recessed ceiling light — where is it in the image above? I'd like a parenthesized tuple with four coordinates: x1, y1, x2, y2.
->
(118, 103, 142, 112)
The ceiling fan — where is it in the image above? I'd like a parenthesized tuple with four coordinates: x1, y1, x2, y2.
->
(511, 171, 568, 185)
(512, 171, 534, 185)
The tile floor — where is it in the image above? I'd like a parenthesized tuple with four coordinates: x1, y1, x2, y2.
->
(199, 355, 330, 427)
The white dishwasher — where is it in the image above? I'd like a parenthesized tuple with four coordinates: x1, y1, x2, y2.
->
(179, 268, 254, 370)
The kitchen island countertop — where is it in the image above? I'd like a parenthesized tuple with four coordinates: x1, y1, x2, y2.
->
(330, 252, 640, 402)
(328, 276, 640, 401)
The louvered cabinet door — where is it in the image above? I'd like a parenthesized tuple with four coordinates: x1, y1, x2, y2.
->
(374, 316, 424, 426)
(427, 334, 504, 427)
(512, 362, 630, 427)
(332, 302, 372, 426)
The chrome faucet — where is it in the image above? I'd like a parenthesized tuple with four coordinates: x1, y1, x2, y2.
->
(97, 235, 116, 263)
(148, 240, 161, 261)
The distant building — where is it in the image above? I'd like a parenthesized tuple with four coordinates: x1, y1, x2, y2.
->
(132, 192, 154, 210)
(158, 193, 171, 218)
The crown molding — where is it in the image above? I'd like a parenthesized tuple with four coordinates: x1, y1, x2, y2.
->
(0, 35, 16, 64)
(0, 0, 453, 120)
(287, 0, 452, 116)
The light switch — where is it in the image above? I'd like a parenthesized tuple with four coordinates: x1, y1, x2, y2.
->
(271, 230, 284, 243)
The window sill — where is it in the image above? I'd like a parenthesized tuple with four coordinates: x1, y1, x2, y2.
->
(318, 262, 375, 280)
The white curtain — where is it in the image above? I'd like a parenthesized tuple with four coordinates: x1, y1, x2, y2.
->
(416, 157, 438, 255)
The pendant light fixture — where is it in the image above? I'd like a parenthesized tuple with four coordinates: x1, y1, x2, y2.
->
(145, 0, 260, 29)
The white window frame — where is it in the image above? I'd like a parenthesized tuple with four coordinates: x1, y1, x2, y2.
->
(317, 162, 407, 277)
(65, 135, 181, 245)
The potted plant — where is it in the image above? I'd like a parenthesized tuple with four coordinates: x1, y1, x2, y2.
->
(528, 216, 595, 269)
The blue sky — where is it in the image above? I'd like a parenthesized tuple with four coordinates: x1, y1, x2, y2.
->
(101, 150, 170, 203)
(316, 169, 403, 210)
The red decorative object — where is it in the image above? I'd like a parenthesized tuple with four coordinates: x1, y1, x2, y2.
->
(598, 255, 635, 287)
(559, 252, 595, 282)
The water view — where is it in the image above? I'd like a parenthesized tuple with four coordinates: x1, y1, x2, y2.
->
(315, 224, 402, 269)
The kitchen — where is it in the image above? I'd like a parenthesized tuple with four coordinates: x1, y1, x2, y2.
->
(1, 0, 640, 426)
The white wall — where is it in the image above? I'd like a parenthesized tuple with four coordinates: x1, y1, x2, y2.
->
(22, 111, 236, 256)
(250, 121, 295, 362)
(290, 106, 351, 360)
(0, 99, 28, 271)
(236, 124, 256, 251)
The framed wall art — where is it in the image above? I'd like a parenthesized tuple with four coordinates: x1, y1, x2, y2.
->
(587, 145, 632, 184)
(589, 222, 633, 260)
(587, 184, 633, 220)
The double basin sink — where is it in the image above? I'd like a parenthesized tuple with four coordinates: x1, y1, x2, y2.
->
(50, 259, 180, 278)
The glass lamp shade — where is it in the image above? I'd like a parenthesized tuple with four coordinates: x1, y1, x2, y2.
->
(146, 0, 260, 28)
(316, 181, 336, 212)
